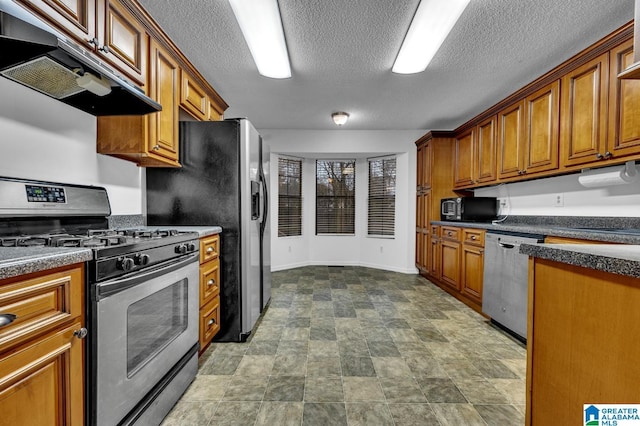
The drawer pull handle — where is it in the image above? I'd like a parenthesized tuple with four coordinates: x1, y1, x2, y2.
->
(471, 236, 476, 240)
(73, 328, 88, 339)
(208, 318, 216, 326)
(448, 232, 452, 236)
(208, 279, 216, 286)
(0, 313, 17, 328)
(206, 247, 214, 253)
(153, 145, 160, 151)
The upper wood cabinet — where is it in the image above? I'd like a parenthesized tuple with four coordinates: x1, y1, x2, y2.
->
(498, 81, 559, 181)
(416, 140, 433, 190)
(181, 70, 208, 121)
(454, 116, 497, 189)
(97, 39, 180, 167)
(608, 39, 640, 160)
(560, 53, 609, 167)
(18, 0, 147, 86)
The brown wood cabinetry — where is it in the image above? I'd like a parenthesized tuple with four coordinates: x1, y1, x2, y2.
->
(18, 0, 147, 86)
(97, 38, 181, 167)
(608, 39, 640, 160)
(181, 70, 209, 120)
(526, 259, 640, 425)
(454, 117, 497, 189)
(440, 226, 461, 291)
(198, 234, 221, 353)
(414, 132, 456, 274)
(0, 265, 85, 425)
(429, 225, 441, 279)
(460, 229, 485, 305)
(497, 100, 526, 179)
(560, 53, 609, 167)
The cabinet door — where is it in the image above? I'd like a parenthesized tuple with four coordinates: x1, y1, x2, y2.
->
(476, 116, 497, 184)
(96, 0, 147, 86)
(461, 244, 484, 305)
(454, 129, 474, 188)
(17, 0, 96, 47)
(429, 238, 441, 280)
(181, 71, 209, 120)
(524, 81, 560, 175)
(422, 141, 433, 189)
(608, 39, 640, 158)
(416, 144, 424, 191)
(148, 39, 180, 164)
(498, 101, 525, 179)
(440, 240, 460, 291)
(0, 321, 84, 425)
(560, 54, 609, 167)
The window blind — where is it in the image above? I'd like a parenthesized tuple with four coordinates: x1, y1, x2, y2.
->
(278, 157, 302, 237)
(316, 160, 356, 235)
(368, 157, 396, 237)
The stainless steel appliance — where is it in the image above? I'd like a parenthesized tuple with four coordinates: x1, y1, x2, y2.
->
(0, 0, 160, 115)
(146, 118, 271, 342)
(0, 176, 199, 426)
(440, 197, 498, 222)
(482, 230, 544, 341)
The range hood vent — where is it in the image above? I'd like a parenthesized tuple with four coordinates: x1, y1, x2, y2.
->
(0, 0, 161, 115)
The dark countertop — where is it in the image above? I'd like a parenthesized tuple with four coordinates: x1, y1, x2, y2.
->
(132, 226, 223, 238)
(520, 243, 640, 278)
(0, 247, 93, 280)
(431, 218, 640, 278)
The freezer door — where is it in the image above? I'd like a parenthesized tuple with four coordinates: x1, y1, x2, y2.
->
(239, 119, 262, 337)
(259, 137, 271, 311)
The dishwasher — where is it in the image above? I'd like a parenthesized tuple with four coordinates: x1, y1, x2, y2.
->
(482, 230, 544, 341)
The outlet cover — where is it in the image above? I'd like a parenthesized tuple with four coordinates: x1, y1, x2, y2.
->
(554, 193, 564, 207)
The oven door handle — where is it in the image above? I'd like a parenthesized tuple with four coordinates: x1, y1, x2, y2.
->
(96, 253, 199, 300)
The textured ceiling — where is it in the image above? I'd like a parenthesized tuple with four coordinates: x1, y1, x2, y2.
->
(137, 0, 634, 131)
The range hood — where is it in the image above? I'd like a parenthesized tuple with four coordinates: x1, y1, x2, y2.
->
(0, 0, 161, 115)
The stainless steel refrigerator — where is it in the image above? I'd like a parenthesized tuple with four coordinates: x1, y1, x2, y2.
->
(146, 118, 271, 342)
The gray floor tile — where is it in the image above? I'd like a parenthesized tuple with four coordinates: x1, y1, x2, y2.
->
(264, 375, 306, 401)
(387, 403, 441, 426)
(371, 357, 413, 377)
(378, 377, 427, 403)
(255, 402, 304, 426)
(198, 355, 242, 375)
(367, 340, 401, 357)
(475, 404, 525, 426)
(304, 377, 344, 402)
(417, 378, 467, 403)
(341, 356, 377, 377)
(343, 377, 385, 402)
(345, 402, 395, 426)
(302, 402, 348, 426)
(272, 354, 308, 376)
(431, 403, 487, 426)
(307, 356, 342, 377)
(338, 338, 370, 357)
(210, 401, 261, 426)
(222, 376, 267, 401)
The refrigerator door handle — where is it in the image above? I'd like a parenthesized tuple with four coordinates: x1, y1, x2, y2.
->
(251, 180, 260, 220)
(260, 171, 269, 227)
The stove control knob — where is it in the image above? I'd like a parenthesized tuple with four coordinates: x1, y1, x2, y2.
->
(187, 242, 197, 252)
(175, 244, 188, 254)
(134, 253, 150, 266)
(117, 257, 135, 271)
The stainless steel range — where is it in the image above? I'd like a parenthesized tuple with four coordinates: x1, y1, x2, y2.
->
(0, 176, 200, 426)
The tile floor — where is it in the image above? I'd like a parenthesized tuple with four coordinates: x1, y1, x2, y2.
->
(162, 266, 526, 425)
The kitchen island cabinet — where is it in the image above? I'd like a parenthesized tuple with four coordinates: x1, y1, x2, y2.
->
(524, 255, 640, 425)
(0, 264, 86, 425)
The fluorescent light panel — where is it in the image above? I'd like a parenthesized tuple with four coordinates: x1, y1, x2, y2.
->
(229, 0, 291, 79)
(392, 0, 470, 74)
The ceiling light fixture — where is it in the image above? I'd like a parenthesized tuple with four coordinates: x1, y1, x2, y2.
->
(392, 0, 470, 74)
(331, 112, 350, 126)
(228, 0, 291, 79)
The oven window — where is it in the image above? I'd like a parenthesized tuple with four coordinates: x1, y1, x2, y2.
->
(127, 279, 188, 376)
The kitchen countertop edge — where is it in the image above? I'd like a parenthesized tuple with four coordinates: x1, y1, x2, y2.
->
(520, 243, 640, 279)
(0, 248, 93, 280)
(142, 226, 223, 237)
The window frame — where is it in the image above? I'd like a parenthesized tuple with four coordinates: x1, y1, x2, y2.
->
(315, 159, 356, 236)
(277, 156, 303, 238)
(367, 155, 396, 238)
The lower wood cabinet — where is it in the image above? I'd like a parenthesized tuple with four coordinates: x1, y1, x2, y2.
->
(198, 234, 221, 353)
(425, 225, 485, 312)
(0, 264, 85, 425)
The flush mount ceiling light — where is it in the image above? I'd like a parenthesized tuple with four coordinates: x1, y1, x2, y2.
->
(228, 0, 291, 79)
(331, 112, 350, 126)
(392, 0, 470, 74)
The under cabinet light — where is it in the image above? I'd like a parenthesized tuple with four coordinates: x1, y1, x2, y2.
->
(392, 0, 470, 74)
(228, 0, 291, 79)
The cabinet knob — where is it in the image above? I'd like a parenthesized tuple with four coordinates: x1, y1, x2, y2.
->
(73, 328, 88, 339)
(604, 151, 613, 159)
(595, 153, 603, 160)
(206, 247, 214, 253)
(0, 313, 17, 328)
(207, 279, 216, 286)
(98, 45, 110, 54)
(208, 318, 216, 326)
(87, 37, 98, 46)
(471, 236, 476, 240)
(153, 145, 160, 151)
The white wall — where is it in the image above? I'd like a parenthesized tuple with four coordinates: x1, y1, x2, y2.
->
(0, 78, 144, 214)
(262, 129, 424, 274)
(475, 164, 640, 217)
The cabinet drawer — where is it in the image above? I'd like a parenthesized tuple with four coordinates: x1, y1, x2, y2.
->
(430, 225, 441, 238)
(199, 296, 220, 349)
(200, 258, 220, 306)
(0, 266, 83, 351)
(463, 229, 485, 246)
(200, 235, 220, 264)
(441, 226, 461, 241)
(181, 71, 208, 120)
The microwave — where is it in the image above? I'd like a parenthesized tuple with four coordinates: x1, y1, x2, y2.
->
(440, 197, 498, 222)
